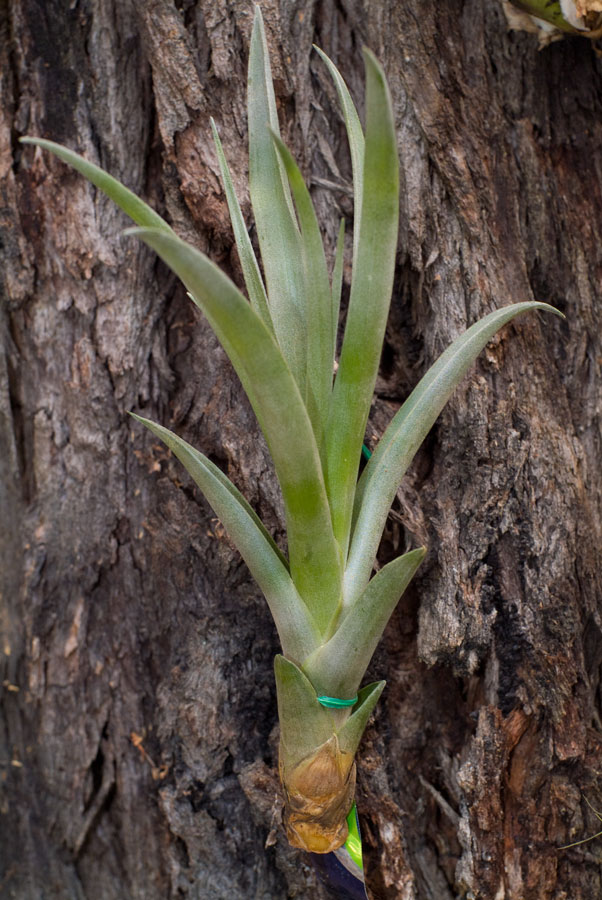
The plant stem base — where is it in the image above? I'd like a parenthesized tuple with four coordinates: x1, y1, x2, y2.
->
(280, 735, 356, 853)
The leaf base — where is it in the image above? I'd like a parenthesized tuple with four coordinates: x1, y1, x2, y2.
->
(280, 735, 356, 853)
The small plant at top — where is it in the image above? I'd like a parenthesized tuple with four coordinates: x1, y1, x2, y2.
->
(504, 0, 602, 42)
(22, 7, 561, 855)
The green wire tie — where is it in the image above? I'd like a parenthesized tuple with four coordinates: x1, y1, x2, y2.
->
(361, 443, 372, 461)
(317, 695, 358, 709)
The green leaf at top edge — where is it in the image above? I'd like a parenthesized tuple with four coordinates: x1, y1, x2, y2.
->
(507, 0, 581, 32)
(345, 301, 565, 604)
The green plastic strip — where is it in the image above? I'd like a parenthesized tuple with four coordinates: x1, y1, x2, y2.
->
(317, 695, 358, 709)
(345, 803, 363, 871)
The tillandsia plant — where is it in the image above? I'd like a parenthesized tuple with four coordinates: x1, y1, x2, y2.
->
(22, 7, 562, 855)
(504, 0, 602, 40)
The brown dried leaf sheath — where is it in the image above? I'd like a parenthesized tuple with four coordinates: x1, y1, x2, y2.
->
(280, 735, 356, 853)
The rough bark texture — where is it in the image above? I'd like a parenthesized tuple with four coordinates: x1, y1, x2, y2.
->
(1, 1, 602, 898)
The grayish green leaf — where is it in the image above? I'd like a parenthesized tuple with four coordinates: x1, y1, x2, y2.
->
(210, 119, 274, 335)
(346, 302, 564, 602)
(271, 130, 333, 449)
(336, 681, 385, 757)
(304, 548, 425, 696)
(313, 47, 365, 267)
(248, 8, 306, 393)
(126, 226, 343, 633)
(275, 655, 335, 765)
(325, 49, 400, 556)
(131, 414, 321, 661)
(20, 137, 172, 233)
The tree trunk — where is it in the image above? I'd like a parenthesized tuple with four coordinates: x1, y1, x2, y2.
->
(2, 1, 601, 897)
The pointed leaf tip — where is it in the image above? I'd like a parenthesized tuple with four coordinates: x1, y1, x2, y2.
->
(275, 655, 334, 764)
(20, 139, 173, 234)
(346, 300, 564, 601)
(129, 414, 321, 660)
(305, 546, 425, 697)
(337, 680, 386, 757)
(362, 46, 386, 79)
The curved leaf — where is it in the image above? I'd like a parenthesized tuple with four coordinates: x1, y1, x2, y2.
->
(304, 547, 425, 697)
(131, 414, 320, 660)
(20, 137, 172, 233)
(126, 226, 343, 633)
(345, 302, 564, 602)
(337, 681, 385, 757)
(275, 655, 335, 767)
(507, 0, 579, 32)
(313, 47, 365, 267)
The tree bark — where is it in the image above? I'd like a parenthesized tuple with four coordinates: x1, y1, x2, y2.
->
(2, 1, 602, 898)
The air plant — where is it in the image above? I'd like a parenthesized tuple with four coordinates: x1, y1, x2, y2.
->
(504, 0, 602, 40)
(22, 7, 561, 856)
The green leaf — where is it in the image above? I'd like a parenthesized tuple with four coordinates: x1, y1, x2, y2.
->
(325, 49, 400, 556)
(336, 681, 385, 757)
(331, 218, 345, 368)
(345, 302, 564, 602)
(270, 131, 333, 449)
(126, 226, 343, 633)
(507, 0, 579, 31)
(304, 547, 425, 697)
(248, 7, 307, 393)
(275, 658, 384, 773)
(210, 119, 274, 336)
(131, 414, 321, 661)
(20, 137, 173, 233)
(274, 655, 335, 766)
(313, 47, 365, 267)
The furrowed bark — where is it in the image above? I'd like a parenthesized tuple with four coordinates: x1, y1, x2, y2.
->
(2, 1, 602, 898)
